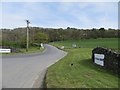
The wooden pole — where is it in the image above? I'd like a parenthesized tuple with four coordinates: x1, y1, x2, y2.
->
(26, 20, 30, 52)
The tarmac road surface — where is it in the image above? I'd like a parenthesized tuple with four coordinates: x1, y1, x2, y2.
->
(2, 44, 67, 88)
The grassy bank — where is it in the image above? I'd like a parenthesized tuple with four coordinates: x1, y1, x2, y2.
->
(46, 38, 119, 88)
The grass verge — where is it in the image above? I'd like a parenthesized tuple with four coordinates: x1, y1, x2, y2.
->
(2, 46, 44, 56)
(46, 48, 118, 88)
(46, 38, 119, 88)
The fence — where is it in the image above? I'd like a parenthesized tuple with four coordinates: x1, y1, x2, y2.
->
(92, 47, 120, 74)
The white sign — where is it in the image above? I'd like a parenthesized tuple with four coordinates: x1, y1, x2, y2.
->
(61, 46, 64, 49)
(0, 49, 11, 53)
(41, 43, 44, 49)
(72, 44, 77, 48)
(94, 54, 104, 66)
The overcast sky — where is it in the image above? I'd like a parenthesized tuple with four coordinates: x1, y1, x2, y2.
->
(1, 0, 119, 29)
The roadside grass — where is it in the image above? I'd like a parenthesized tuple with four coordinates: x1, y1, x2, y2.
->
(2, 46, 44, 56)
(46, 48, 118, 88)
(20, 47, 44, 54)
(46, 38, 119, 88)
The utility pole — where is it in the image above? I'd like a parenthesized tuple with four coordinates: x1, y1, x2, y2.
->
(26, 20, 30, 52)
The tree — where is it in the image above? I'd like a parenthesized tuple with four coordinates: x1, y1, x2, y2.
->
(99, 28, 105, 38)
(67, 27, 70, 30)
(91, 28, 98, 39)
(34, 32, 49, 43)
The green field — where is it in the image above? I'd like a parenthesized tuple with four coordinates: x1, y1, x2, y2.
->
(46, 38, 119, 88)
(50, 38, 118, 50)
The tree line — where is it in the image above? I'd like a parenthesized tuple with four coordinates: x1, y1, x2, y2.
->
(0, 27, 119, 48)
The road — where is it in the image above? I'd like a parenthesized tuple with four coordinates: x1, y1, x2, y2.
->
(2, 44, 67, 88)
